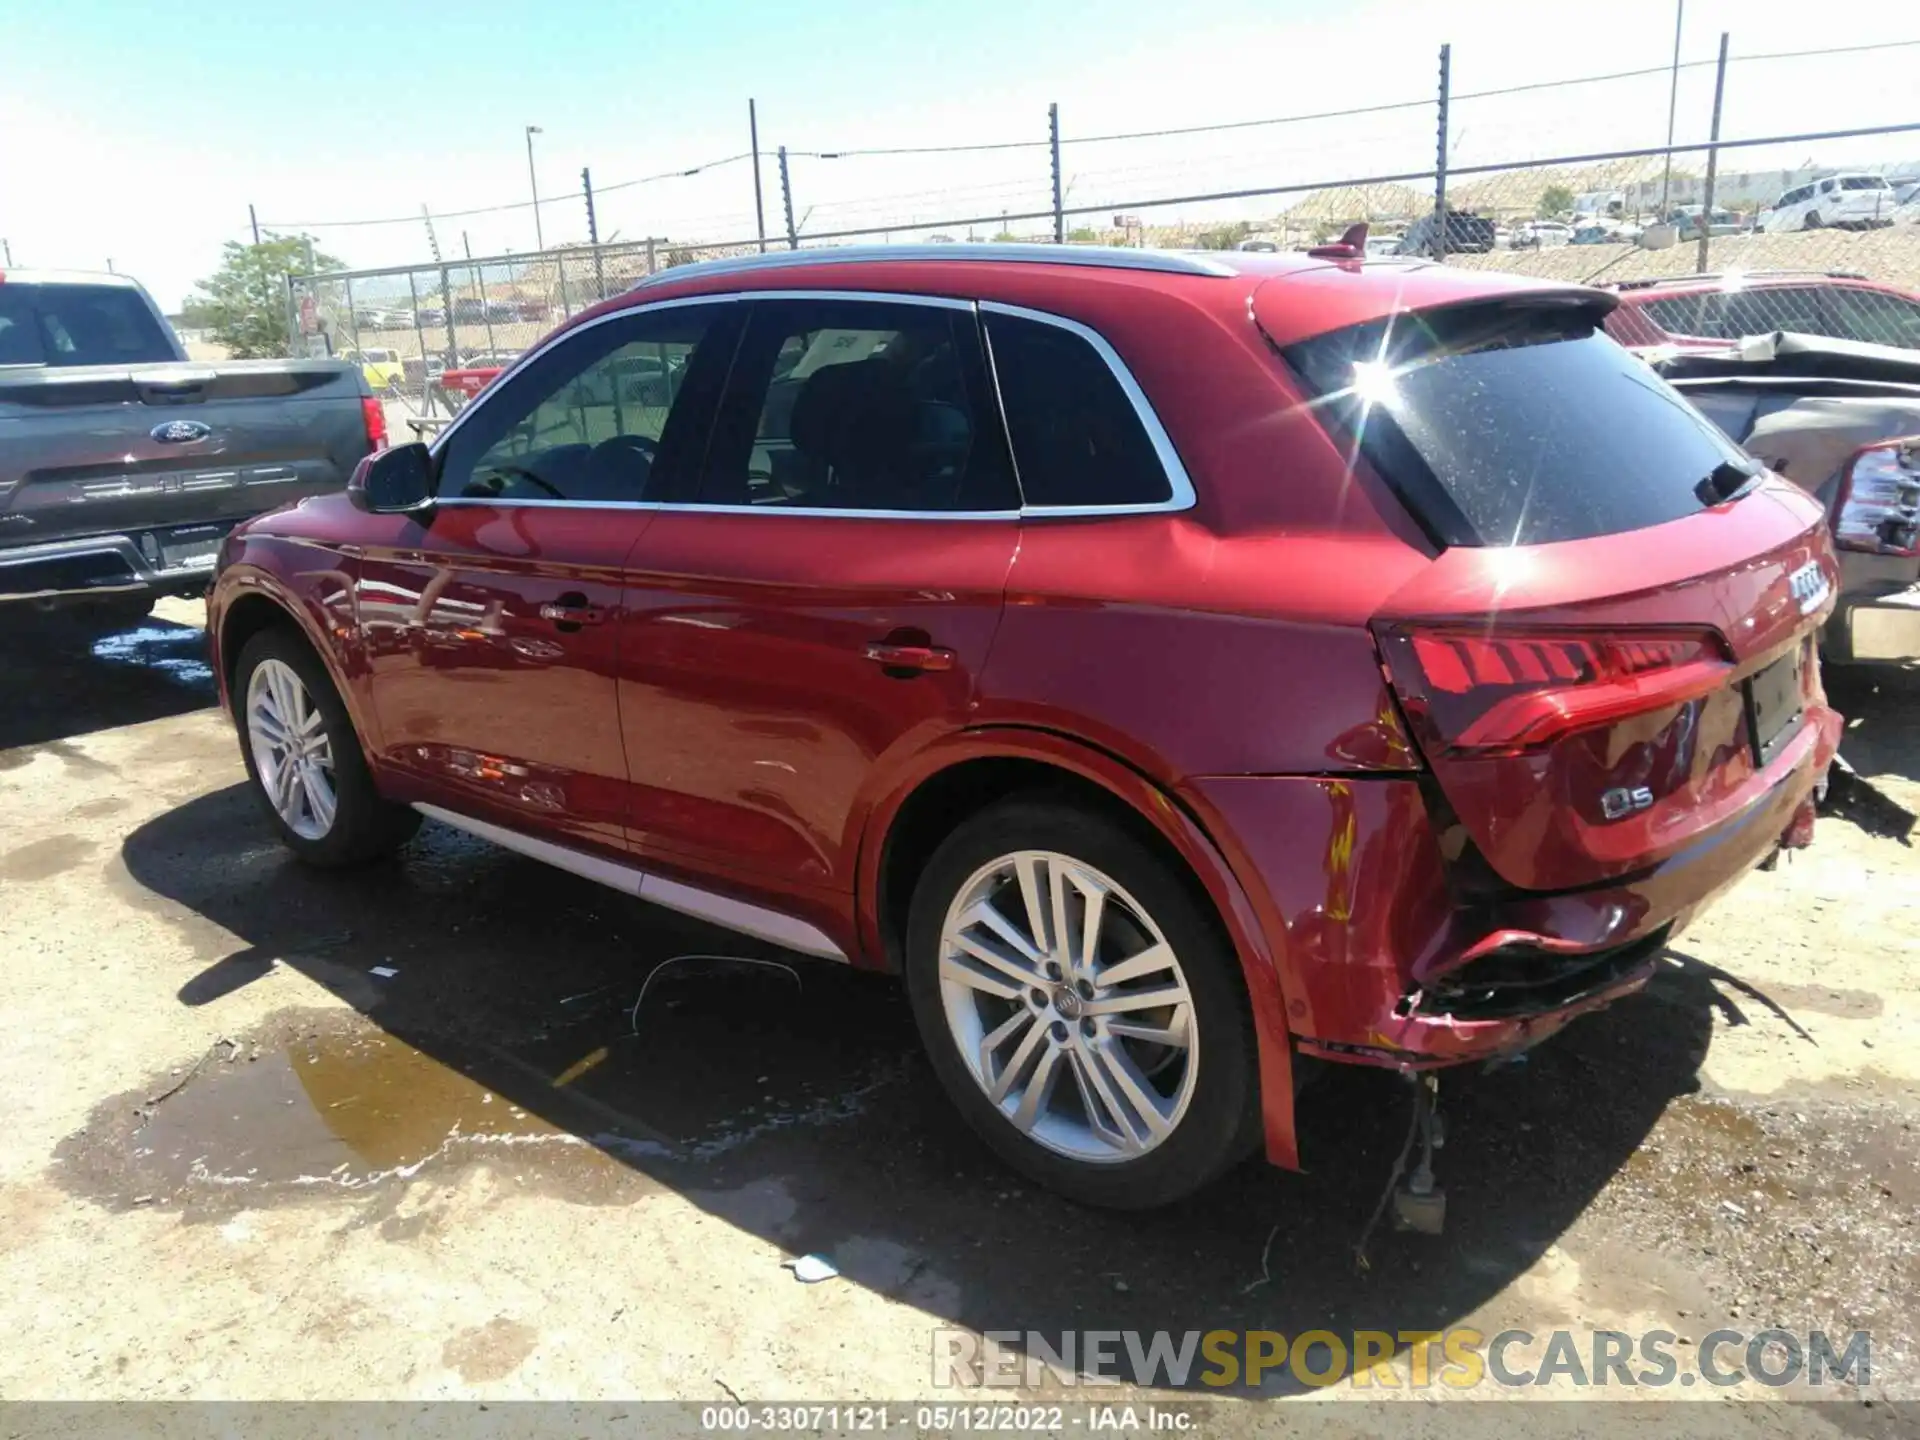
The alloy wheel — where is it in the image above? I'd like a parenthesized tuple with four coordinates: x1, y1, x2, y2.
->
(246, 658, 338, 841)
(937, 850, 1198, 1164)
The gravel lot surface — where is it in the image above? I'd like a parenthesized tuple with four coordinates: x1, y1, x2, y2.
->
(1, 598, 1914, 1434)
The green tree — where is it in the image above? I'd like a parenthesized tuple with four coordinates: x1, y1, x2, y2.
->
(1537, 184, 1575, 218)
(187, 234, 342, 359)
(1067, 225, 1101, 242)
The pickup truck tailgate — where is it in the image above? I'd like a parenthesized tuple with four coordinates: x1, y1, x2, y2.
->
(0, 361, 371, 552)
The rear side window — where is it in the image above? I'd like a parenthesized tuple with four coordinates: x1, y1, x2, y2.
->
(697, 297, 1017, 512)
(1286, 303, 1748, 547)
(0, 284, 176, 367)
(1840, 176, 1888, 191)
(1821, 288, 1920, 349)
(985, 311, 1172, 508)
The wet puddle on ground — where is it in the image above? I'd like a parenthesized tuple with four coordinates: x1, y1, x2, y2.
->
(56, 1010, 640, 1214)
(89, 625, 214, 688)
(57, 961, 918, 1218)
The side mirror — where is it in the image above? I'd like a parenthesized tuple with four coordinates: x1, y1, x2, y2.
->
(349, 442, 435, 514)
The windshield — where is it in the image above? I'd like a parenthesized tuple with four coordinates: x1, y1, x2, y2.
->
(1285, 302, 1750, 548)
(0, 283, 177, 368)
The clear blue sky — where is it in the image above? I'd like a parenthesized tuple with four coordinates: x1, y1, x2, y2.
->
(3, 0, 1914, 306)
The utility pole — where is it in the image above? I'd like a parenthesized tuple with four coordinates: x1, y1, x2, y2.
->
(463, 232, 496, 354)
(1697, 31, 1729, 274)
(1049, 103, 1065, 243)
(249, 204, 262, 247)
(1433, 44, 1451, 262)
(1660, 0, 1686, 217)
(583, 167, 606, 300)
(525, 125, 546, 252)
(778, 146, 798, 250)
(2, 238, 11, 266)
(749, 99, 769, 253)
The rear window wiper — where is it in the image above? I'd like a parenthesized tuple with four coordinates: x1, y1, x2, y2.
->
(1695, 458, 1761, 505)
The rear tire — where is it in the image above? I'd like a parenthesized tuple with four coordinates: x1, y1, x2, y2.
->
(231, 626, 419, 867)
(902, 796, 1260, 1209)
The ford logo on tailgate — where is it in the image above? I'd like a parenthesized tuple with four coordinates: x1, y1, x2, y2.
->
(151, 419, 213, 444)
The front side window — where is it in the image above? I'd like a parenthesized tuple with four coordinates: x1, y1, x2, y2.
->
(436, 304, 734, 502)
(985, 311, 1173, 508)
(1286, 301, 1749, 547)
(696, 298, 1016, 512)
(1639, 291, 1729, 339)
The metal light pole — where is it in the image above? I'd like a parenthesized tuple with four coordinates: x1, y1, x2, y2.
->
(1697, 32, 1730, 275)
(749, 99, 768, 253)
(525, 125, 546, 252)
(1659, 0, 1685, 217)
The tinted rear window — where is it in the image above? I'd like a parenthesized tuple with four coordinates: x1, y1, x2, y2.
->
(1840, 176, 1889, 191)
(986, 311, 1171, 507)
(0, 284, 176, 367)
(1286, 303, 1748, 547)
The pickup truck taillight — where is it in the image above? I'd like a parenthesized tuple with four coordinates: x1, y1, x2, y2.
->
(361, 396, 389, 451)
(1831, 437, 1920, 557)
(1377, 626, 1732, 756)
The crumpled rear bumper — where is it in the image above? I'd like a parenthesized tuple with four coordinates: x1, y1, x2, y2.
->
(1185, 702, 1841, 1072)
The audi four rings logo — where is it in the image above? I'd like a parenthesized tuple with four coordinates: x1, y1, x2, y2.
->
(1788, 560, 1830, 615)
(151, 420, 212, 444)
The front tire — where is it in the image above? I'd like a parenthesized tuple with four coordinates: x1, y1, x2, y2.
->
(903, 797, 1259, 1209)
(232, 627, 419, 866)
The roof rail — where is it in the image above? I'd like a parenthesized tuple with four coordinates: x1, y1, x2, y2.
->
(1606, 269, 1869, 291)
(630, 243, 1237, 289)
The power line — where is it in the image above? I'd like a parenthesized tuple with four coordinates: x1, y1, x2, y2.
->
(261, 152, 755, 229)
(264, 37, 1920, 233)
(791, 37, 1920, 157)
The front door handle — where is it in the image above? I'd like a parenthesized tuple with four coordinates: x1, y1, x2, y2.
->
(540, 594, 606, 631)
(863, 641, 956, 673)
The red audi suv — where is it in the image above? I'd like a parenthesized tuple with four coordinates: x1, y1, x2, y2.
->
(207, 243, 1842, 1208)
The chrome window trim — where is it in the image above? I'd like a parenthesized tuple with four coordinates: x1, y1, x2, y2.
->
(427, 289, 1196, 520)
(980, 300, 1197, 517)
(628, 243, 1236, 288)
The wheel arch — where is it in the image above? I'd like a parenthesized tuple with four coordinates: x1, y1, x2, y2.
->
(856, 725, 1300, 1169)
(213, 571, 381, 757)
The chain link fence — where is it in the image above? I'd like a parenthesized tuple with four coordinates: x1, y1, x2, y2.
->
(288, 35, 1920, 417)
(290, 238, 759, 423)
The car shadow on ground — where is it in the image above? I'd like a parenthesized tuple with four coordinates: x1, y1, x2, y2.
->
(0, 613, 213, 754)
(1827, 665, 1920, 788)
(112, 782, 1756, 1396)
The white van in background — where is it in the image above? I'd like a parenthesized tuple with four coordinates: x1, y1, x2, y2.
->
(1763, 173, 1899, 231)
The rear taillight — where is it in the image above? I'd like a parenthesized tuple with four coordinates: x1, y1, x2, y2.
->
(1831, 437, 1920, 557)
(361, 395, 389, 450)
(1379, 626, 1732, 755)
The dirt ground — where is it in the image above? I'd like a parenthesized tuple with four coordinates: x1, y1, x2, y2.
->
(0, 599, 1915, 1431)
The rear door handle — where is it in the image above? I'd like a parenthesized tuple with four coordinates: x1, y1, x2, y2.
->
(863, 641, 956, 672)
(540, 595, 607, 630)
